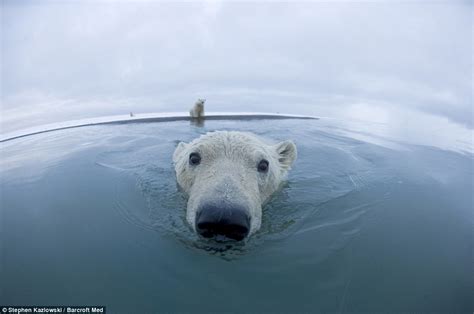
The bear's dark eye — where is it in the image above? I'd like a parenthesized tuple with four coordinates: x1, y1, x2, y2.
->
(257, 159, 269, 173)
(189, 152, 201, 166)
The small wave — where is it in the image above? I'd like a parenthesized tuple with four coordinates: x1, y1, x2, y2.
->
(294, 209, 367, 236)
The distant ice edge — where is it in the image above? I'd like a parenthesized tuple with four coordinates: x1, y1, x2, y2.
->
(0, 112, 319, 143)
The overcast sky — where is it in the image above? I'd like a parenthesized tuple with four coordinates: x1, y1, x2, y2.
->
(1, 0, 472, 133)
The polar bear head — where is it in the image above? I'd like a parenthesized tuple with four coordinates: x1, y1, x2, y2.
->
(173, 131, 297, 241)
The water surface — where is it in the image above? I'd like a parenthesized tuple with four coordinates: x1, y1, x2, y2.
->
(1, 118, 472, 312)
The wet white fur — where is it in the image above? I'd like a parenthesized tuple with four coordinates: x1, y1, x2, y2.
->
(189, 99, 205, 118)
(173, 131, 297, 236)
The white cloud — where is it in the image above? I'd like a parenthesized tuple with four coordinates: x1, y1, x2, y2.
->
(1, 0, 472, 132)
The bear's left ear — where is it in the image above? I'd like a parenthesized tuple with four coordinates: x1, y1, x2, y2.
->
(274, 140, 297, 170)
(173, 142, 189, 164)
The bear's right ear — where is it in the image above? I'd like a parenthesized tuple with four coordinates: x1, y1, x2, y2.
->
(173, 142, 189, 164)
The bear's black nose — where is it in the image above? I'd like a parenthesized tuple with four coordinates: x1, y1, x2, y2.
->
(195, 205, 251, 241)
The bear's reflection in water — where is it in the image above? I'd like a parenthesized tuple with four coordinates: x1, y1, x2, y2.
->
(190, 118, 205, 128)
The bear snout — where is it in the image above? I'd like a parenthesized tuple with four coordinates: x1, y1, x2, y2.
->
(195, 204, 251, 241)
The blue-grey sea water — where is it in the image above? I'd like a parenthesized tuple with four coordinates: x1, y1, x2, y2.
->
(0, 118, 472, 312)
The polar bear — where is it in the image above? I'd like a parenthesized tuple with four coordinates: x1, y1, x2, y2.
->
(173, 131, 297, 241)
(189, 99, 205, 118)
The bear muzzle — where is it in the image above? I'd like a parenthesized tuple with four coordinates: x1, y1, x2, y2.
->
(195, 204, 251, 241)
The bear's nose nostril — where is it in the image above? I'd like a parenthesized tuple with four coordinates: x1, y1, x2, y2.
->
(195, 205, 251, 241)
